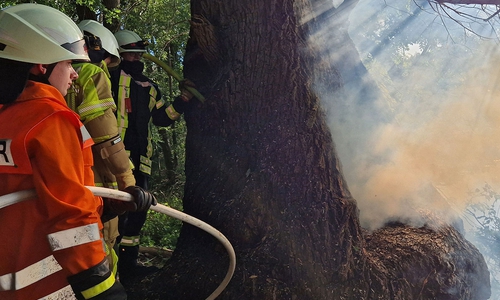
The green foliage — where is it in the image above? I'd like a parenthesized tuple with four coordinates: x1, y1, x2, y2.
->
(118, 0, 191, 101)
(141, 210, 182, 249)
(0, 1, 17, 9)
(122, 0, 190, 250)
(143, 122, 188, 250)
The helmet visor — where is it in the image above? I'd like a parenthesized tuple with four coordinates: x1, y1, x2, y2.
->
(61, 38, 88, 59)
(120, 40, 149, 51)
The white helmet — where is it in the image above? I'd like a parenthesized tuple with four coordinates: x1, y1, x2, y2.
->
(114, 30, 148, 53)
(78, 19, 120, 67)
(0, 3, 89, 64)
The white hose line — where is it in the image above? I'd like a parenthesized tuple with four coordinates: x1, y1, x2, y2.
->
(0, 186, 236, 300)
(0, 189, 36, 209)
(87, 186, 236, 299)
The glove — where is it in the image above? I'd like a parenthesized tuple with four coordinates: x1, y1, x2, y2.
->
(179, 79, 196, 102)
(123, 186, 157, 212)
(101, 197, 123, 222)
(104, 186, 157, 215)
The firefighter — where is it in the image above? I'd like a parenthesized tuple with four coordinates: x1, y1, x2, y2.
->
(110, 29, 194, 285)
(0, 4, 154, 299)
(65, 19, 136, 276)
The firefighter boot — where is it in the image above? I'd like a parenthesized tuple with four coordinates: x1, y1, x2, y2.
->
(118, 245, 159, 287)
(117, 244, 139, 286)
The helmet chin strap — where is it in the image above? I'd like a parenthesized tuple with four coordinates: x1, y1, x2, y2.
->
(28, 63, 57, 85)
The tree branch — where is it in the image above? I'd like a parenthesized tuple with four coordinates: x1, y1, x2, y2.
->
(437, 0, 500, 4)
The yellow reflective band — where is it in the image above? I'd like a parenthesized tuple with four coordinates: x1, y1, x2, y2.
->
(48, 223, 100, 251)
(81, 272, 116, 299)
(166, 104, 180, 120)
(117, 72, 131, 140)
(140, 155, 152, 167)
(38, 285, 76, 300)
(155, 99, 165, 109)
(139, 163, 152, 175)
(148, 87, 157, 110)
(103, 245, 118, 276)
(129, 157, 135, 170)
(149, 86, 158, 99)
(78, 99, 116, 116)
(120, 235, 140, 246)
(111, 248, 118, 276)
(149, 86, 158, 111)
(98, 181, 118, 189)
(139, 155, 152, 175)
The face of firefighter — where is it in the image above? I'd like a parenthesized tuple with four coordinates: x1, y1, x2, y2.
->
(48, 60, 79, 96)
(121, 52, 143, 62)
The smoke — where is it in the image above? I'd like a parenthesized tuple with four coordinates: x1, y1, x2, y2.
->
(311, 0, 500, 231)
(305, 1, 500, 298)
(350, 60, 500, 230)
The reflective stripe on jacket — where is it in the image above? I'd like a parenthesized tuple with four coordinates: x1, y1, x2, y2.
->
(114, 69, 160, 175)
(65, 61, 124, 189)
(0, 81, 107, 300)
(66, 61, 116, 129)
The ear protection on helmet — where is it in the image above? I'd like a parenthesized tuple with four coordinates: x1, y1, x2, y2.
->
(84, 32, 103, 51)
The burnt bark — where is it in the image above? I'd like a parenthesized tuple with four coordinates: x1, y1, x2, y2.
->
(365, 221, 490, 299)
(127, 0, 490, 299)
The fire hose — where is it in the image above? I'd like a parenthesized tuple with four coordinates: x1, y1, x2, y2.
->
(0, 186, 235, 300)
(142, 53, 205, 103)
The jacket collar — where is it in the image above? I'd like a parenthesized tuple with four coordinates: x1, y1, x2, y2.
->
(16, 80, 67, 107)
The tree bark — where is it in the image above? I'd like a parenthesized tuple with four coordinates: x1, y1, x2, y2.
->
(127, 0, 491, 299)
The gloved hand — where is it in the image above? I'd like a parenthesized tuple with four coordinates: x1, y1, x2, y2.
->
(123, 186, 157, 212)
(179, 79, 196, 102)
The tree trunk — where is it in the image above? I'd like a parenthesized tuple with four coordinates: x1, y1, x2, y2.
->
(128, 0, 490, 299)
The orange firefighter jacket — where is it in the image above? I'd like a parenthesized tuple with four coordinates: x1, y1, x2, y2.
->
(0, 81, 107, 299)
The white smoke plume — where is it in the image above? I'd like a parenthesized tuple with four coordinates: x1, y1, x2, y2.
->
(317, 0, 500, 231)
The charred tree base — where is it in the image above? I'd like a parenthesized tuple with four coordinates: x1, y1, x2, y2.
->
(364, 221, 490, 300)
(126, 218, 490, 300)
